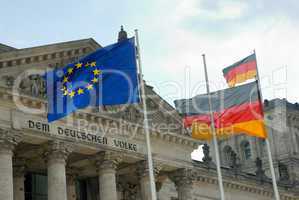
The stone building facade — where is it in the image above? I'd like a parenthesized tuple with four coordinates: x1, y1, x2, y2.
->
(0, 28, 298, 200)
(216, 99, 299, 186)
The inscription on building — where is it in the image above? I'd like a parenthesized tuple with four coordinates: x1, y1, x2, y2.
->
(27, 120, 138, 152)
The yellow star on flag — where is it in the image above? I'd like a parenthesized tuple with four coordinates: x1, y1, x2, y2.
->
(85, 62, 90, 67)
(75, 63, 83, 69)
(93, 69, 101, 75)
(77, 88, 84, 95)
(69, 91, 75, 98)
(63, 90, 68, 96)
(63, 76, 69, 83)
(90, 61, 96, 67)
(86, 84, 93, 90)
(92, 77, 98, 83)
(67, 68, 73, 74)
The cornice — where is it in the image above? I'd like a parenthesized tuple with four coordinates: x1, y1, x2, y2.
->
(191, 166, 298, 200)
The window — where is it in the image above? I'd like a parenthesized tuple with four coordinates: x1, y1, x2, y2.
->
(67, 50, 72, 56)
(51, 53, 56, 59)
(25, 173, 47, 200)
(77, 178, 99, 200)
(7, 60, 12, 67)
(278, 162, 290, 181)
(223, 145, 232, 166)
(241, 140, 251, 160)
(25, 57, 31, 64)
(260, 139, 266, 156)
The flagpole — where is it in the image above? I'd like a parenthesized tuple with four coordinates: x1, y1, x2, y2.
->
(254, 50, 280, 200)
(202, 54, 226, 200)
(135, 29, 157, 200)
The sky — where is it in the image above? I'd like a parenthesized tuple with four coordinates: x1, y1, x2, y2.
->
(1, 0, 298, 104)
(1, 0, 299, 160)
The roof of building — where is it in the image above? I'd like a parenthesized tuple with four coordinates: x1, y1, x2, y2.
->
(264, 98, 299, 111)
(0, 38, 102, 61)
(0, 43, 17, 53)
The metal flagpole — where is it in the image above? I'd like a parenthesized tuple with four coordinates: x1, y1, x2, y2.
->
(202, 54, 226, 200)
(135, 29, 157, 200)
(254, 50, 280, 200)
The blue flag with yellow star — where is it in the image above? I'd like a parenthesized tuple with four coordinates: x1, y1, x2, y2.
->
(45, 37, 140, 122)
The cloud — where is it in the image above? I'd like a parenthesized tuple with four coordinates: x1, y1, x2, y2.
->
(175, 0, 248, 21)
(141, 0, 299, 104)
(167, 0, 299, 38)
(1, 0, 298, 104)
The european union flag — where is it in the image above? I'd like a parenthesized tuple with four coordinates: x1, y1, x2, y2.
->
(45, 38, 140, 122)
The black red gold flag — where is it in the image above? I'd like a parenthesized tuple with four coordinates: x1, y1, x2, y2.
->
(223, 54, 257, 87)
(174, 81, 267, 140)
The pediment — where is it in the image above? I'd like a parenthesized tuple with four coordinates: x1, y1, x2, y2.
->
(0, 38, 101, 61)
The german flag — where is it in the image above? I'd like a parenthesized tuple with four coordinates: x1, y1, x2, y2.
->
(223, 54, 257, 87)
(174, 81, 267, 140)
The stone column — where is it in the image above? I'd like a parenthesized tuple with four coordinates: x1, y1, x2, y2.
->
(13, 158, 26, 200)
(45, 140, 73, 200)
(137, 160, 161, 200)
(96, 151, 122, 200)
(0, 129, 22, 200)
(66, 173, 77, 200)
(169, 169, 195, 200)
(116, 180, 123, 200)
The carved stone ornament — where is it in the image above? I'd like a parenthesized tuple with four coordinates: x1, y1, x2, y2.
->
(19, 74, 46, 98)
(0, 128, 23, 153)
(169, 168, 196, 200)
(121, 182, 138, 200)
(3, 75, 14, 87)
(44, 140, 73, 164)
(202, 143, 212, 165)
(118, 25, 128, 42)
(95, 151, 123, 171)
(169, 168, 196, 188)
(230, 150, 241, 171)
(136, 160, 162, 179)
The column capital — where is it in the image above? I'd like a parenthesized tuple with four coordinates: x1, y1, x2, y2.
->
(169, 168, 196, 200)
(44, 140, 73, 165)
(0, 128, 22, 154)
(96, 151, 120, 200)
(95, 151, 122, 172)
(136, 160, 162, 179)
(169, 168, 196, 187)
